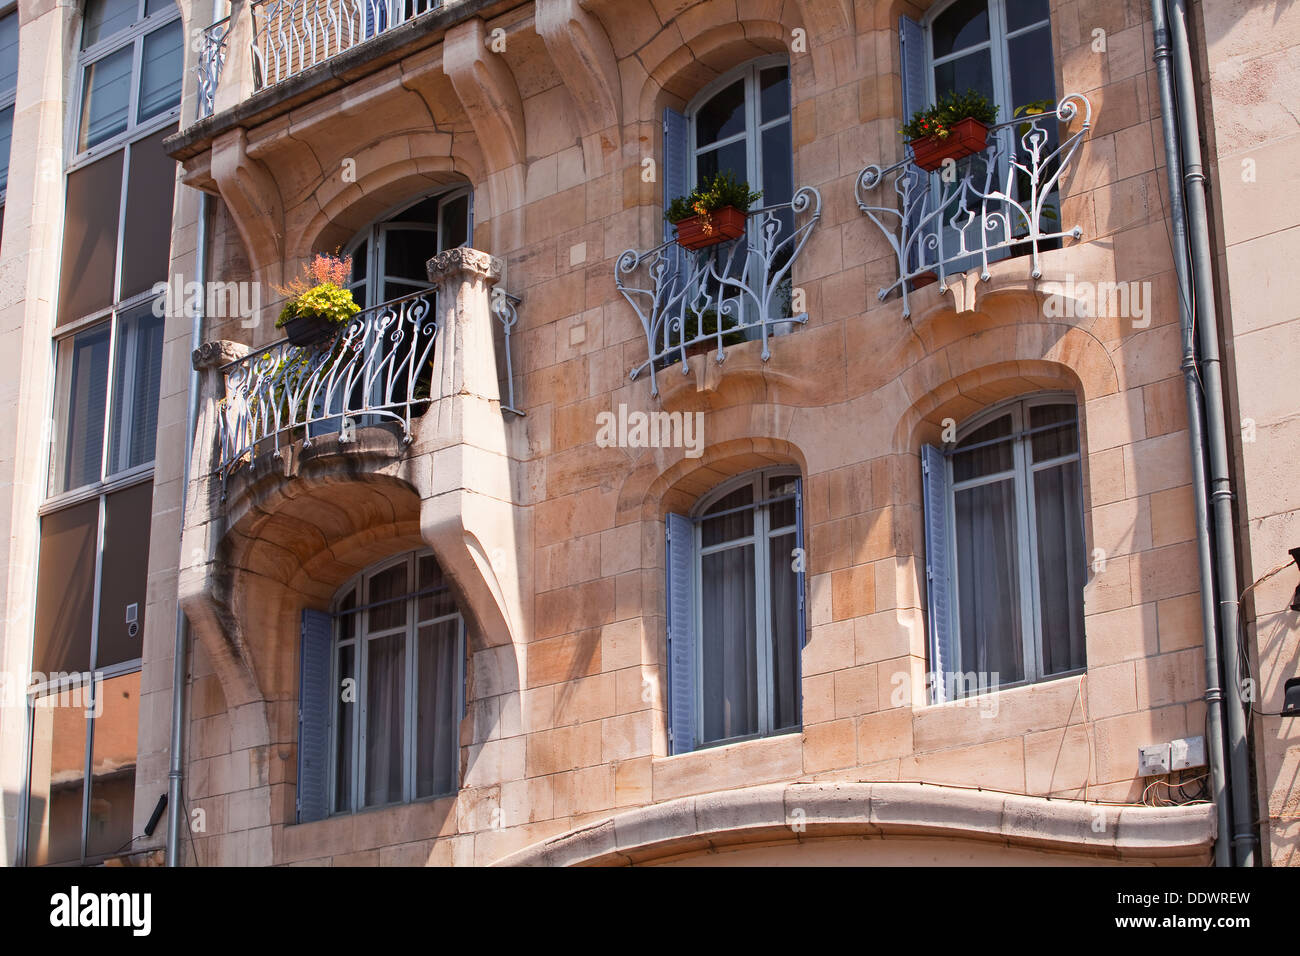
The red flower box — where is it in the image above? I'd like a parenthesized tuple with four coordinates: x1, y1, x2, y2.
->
(673, 206, 747, 249)
(909, 117, 991, 172)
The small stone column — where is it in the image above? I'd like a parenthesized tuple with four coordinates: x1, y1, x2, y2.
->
(427, 247, 505, 408)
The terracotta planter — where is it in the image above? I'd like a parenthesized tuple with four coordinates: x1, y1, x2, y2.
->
(673, 206, 747, 249)
(909, 117, 991, 172)
(281, 311, 338, 347)
(910, 271, 939, 289)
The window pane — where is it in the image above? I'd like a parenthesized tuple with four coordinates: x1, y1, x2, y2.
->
(760, 120, 793, 206)
(0, 106, 13, 194)
(351, 239, 368, 281)
(416, 620, 459, 797)
(334, 643, 354, 812)
(96, 481, 153, 668)
(85, 671, 139, 858)
(768, 487, 796, 530)
(363, 633, 405, 806)
(768, 531, 800, 731)
(109, 305, 164, 474)
(392, 195, 438, 222)
(700, 545, 757, 742)
(695, 79, 745, 147)
(1034, 462, 1087, 674)
(27, 690, 89, 865)
(145, 0, 176, 19)
(954, 478, 1024, 685)
(439, 193, 470, 249)
(0, 13, 18, 95)
(121, 124, 179, 299)
(82, 0, 139, 49)
(79, 47, 133, 150)
(33, 500, 99, 676)
(952, 412, 1013, 482)
(1029, 402, 1078, 461)
(695, 139, 748, 191)
(384, 227, 438, 283)
(1006, 0, 1050, 32)
(932, 0, 990, 58)
(51, 324, 111, 494)
(1007, 25, 1056, 114)
(367, 563, 408, 632)
(137, 20, 183, 121)
(933, 49, 995, 108)
(58, 150, 124, 322)
(701, 484, 753, 546)
(759, 66, 790, 123)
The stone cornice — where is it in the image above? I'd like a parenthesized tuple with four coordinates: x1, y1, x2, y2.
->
(494, 782, 1217, 866)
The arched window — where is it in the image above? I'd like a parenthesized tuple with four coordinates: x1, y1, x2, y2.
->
(664, 468, 805, 753)
(344, 188, 471, 310)
(899, 0, 1059, 274)
(298, 550, 466, 820)
(920, 395, 1086, 702)
(686, 58, 792, 216)
(661, 57, 796, 330)
(925, 0, 1054, 124)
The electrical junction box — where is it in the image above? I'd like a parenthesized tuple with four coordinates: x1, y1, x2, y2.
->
(1139, 743, 1171, 776)
(1170, 736, 1207, 771)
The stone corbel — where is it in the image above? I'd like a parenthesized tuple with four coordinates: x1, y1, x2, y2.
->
(210, 127, 285, 282)
(419, 248, 528, 659)
(537, 0, 622, 171)
(443, 18, 527, 251)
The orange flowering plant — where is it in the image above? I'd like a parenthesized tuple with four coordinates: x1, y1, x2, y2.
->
(274, 252, 360, 329)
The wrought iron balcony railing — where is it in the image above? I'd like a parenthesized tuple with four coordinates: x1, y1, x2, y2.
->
(196, 17, 231, 118)
(615, 187, 822, 397)
(856, 94, 1093, 318)
(250, 0, 443, 91)
(216, 288, 437, 488)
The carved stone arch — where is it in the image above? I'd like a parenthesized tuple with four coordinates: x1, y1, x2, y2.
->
(635, 19, 794, 121)
(292, 154, 481, 263)
(630, 436, 809, 522)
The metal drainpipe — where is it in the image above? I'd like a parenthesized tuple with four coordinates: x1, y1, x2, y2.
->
(1161, 0, 1258, 865)
(1149, 0, 1229, 867)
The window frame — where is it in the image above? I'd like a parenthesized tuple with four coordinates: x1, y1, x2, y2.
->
(44, 291, 163, 510)
(0, 7, 19, 205)
(342, 186, 473, 311)
(678, 56, 796, 331)
(684, 54, 791, 202)
(327, 549, 467, 816)
(922, 0, 1053, 126)
(943, 391, 1086, 690)
(689, 466, 803, 749)
(67, 0, 182, 171)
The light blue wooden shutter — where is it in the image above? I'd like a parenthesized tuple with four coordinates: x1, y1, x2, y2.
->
(921, 444, 956, 704)
(899, 16, 928, 142)
(662, 107, 689, 351)
(795, 477, 808, 648)
(665, 512, 696, 754)
(898, 16, 938, 279)
(297, 608, 333, 823)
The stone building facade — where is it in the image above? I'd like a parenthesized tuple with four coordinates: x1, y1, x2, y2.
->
(0, 0, 1296, 866)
